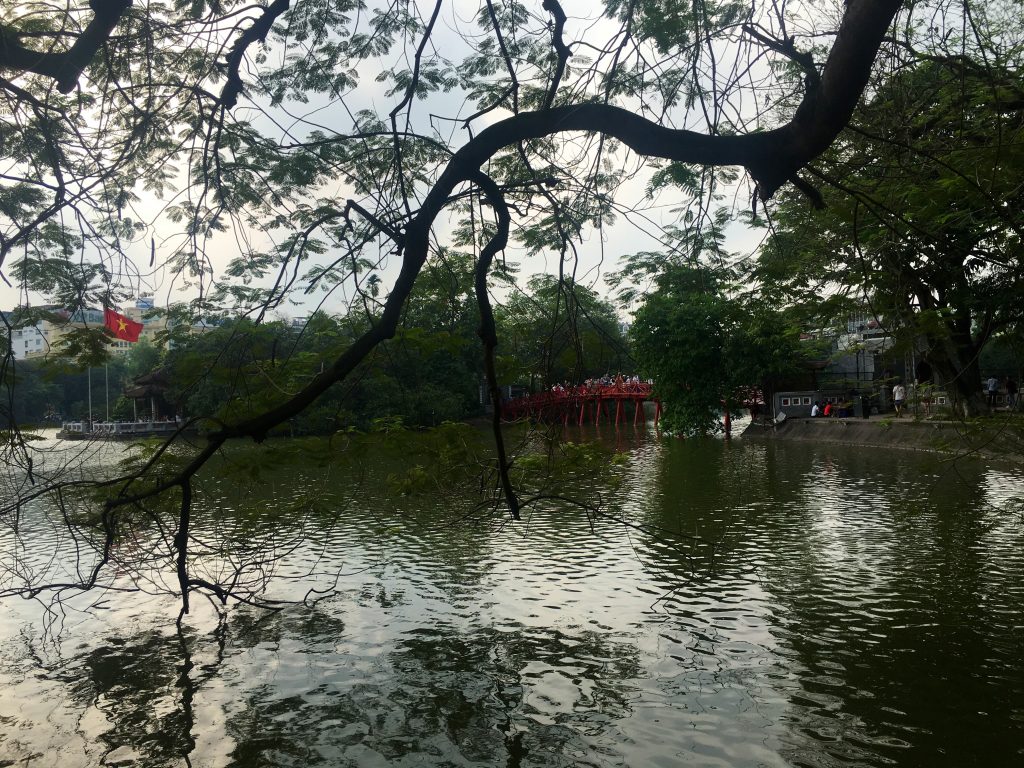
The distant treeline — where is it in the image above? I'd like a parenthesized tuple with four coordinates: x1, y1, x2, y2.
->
(9, 259, 630, 433)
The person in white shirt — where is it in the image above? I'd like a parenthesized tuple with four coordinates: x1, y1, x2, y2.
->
(986, 375, 999, 409)
(893, 382, 906, 417)
(811, 402, 820, 417)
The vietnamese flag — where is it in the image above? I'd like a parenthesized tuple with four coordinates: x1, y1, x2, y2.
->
(104, 308, 144, 342)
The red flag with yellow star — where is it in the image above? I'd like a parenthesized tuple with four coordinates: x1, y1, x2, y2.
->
(104, 308, 143, 342)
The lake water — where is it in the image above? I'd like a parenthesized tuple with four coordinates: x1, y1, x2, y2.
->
(1, 427, 1022, 766)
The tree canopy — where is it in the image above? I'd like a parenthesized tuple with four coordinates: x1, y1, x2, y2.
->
(753, 6, 1024, 415)
(0, 0, 947, 616)
(496, 275, 629, 387)
(629, 262, 805, 434)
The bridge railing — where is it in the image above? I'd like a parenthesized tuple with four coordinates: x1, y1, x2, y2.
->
(501, 383, 658, 423)
(514, 383, 653, 400)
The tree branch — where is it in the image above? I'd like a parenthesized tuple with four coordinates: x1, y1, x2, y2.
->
(742, 23, 818, 87)
(73, 0, 904, 550)
(772, 0, 902, 198)
(541, 0, 571, 111)
(471, 170, 521, 521)
(389, 0, 443, 125)
(176, 480, 192, 620)
(220, 0, 291, 109)
(0, 0, 133, 93)
(483, 0, 519, 113)
(154, 0, 902, 451)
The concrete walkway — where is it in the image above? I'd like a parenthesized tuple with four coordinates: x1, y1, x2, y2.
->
(743, 415, 1024, 460)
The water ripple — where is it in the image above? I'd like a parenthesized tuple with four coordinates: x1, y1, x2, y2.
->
(1, 432, 1022, 766)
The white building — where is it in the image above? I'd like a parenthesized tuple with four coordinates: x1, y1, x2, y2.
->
(9, 324, 47, 359)
(3, 301, 162, 360)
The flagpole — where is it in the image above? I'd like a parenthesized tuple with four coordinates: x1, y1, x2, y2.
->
(88, 366, 93, 432)
(105, 363, 109, 422)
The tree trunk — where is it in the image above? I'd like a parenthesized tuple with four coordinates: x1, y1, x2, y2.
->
(956, 388, 990, 419)
(929, 336, 987, 419)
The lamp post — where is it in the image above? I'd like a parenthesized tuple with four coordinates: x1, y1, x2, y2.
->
(87, 366, 93, 432)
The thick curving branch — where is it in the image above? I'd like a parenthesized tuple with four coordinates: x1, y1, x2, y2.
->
(471, 171, 521, 522)
(220, 0, 291, 109)
(163, 0, 903, 447)
(769, 0, 903, 198)
(0, 0, 133, 93)
(176, 479, 192, 620)
(103, 0, 902, 527)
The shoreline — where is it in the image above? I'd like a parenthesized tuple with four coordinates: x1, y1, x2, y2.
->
(742, 415, 1023, 462)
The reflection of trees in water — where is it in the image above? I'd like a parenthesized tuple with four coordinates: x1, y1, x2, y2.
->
(48, 619, 226, 767)
(8, 435, 1021, 767)
(627, 439, 777, 614)
(219, 621, 641, 767)
(742, 445, 1024, 766)
(226, 602, 347, 653)
(624, 438, 1024, 766)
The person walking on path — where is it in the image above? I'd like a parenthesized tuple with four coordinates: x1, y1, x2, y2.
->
(1005, 377, 1018, 411)
(893, 381, 906, 418)
(986, 375, 1000, 409)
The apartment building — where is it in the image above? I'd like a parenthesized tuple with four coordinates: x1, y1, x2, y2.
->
(4, 300, 163, 360)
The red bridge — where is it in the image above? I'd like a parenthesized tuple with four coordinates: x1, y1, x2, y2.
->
(501, 383, 661, 426)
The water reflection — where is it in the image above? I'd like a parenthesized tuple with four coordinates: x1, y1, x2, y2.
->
(0, 434, 1023, 766)
(0, 622, 208, 766)
(215, 619, 644, 767)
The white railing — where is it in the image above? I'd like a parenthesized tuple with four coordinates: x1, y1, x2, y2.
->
(60, 421, 180, 436)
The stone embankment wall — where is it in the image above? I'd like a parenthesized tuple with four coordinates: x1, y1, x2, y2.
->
(743, 417, 1023, 461)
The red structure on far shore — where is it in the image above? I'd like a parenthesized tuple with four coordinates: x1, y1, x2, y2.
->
(501, 383, 661, 427)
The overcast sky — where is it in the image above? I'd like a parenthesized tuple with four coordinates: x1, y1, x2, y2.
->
(0, 0, 785, 317)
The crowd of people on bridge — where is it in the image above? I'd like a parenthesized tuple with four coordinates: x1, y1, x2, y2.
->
(549, 373, 653, 395)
